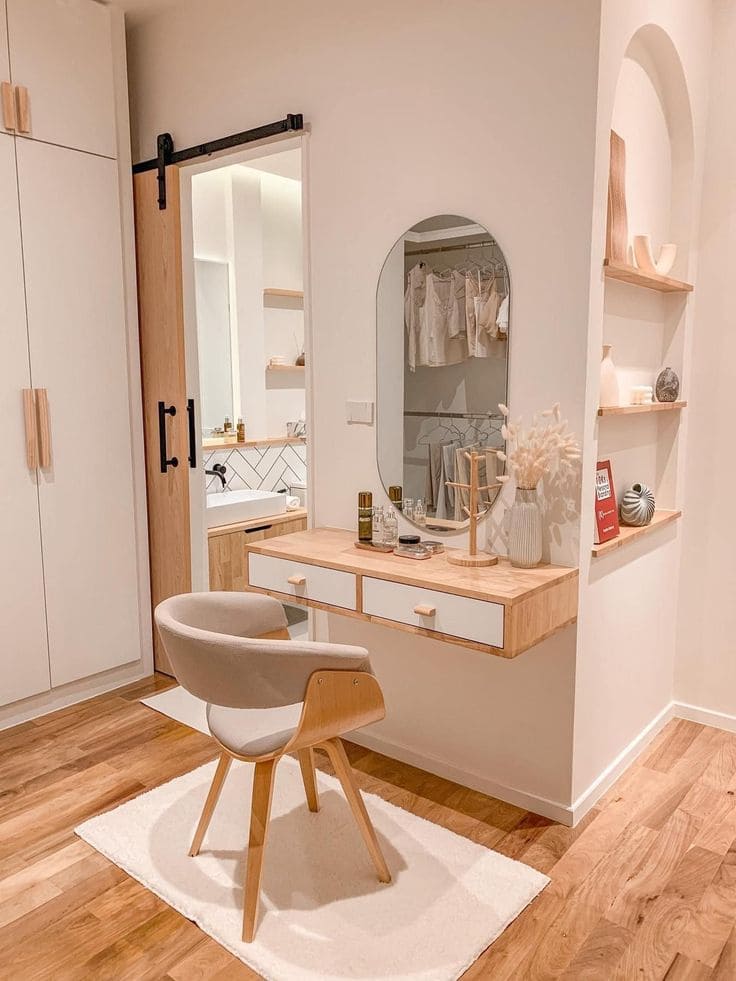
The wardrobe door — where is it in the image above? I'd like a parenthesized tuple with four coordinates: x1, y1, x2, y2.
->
(0, 132, 51, 706)
(6, 0, 116, 157)
(0, 1, 12, 136)
(17, 138, 141, 687)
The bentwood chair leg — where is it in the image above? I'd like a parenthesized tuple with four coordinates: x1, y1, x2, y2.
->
(189, 752, 233, 857)
(243, 757, 277, 942)
(320, 737, 391, 883)
(297, 747, 320, 813)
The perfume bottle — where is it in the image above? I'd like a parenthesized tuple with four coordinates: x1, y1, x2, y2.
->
(383, 508, 398, 547)
(414, 498, 426, 526)
(403, 498, 414, 522)
(358, 491, 373, 543)
(372, 505, 384, 544)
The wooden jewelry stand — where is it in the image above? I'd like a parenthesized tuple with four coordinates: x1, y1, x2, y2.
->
(446, 451, 499, 567)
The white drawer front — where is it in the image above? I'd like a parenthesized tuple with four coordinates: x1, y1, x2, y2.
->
(363, 577, 504, 648)
(248, 553, 356, 611)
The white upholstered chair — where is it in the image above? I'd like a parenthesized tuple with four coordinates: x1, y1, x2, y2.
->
(154, 591, 391, 941)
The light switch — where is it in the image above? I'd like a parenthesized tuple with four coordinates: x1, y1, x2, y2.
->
(346, 400, 374, 424)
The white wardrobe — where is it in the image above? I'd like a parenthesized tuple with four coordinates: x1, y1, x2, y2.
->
(0, 0, 147, 711)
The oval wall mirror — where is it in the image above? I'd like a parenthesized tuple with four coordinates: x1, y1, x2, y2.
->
(376, 215, 510, 534)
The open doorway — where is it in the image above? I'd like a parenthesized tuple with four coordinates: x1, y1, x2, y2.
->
(181, 140, 310, 640)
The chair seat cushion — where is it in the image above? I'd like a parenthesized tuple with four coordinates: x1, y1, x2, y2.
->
(206, 702, 304, 758)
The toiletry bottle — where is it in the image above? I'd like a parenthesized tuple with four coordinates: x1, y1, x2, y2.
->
(404, 498, 414, 522)
(414, 498, 426, 526)
(237, 418, 245, 442)
(383, 508, 398, 547)
(389, 485, 403, 511)
(223, 416, 232, 433)
(358, 492, 373, 543)
(372, 505, 384, 544)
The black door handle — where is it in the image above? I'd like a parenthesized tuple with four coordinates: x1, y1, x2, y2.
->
(186, 398, 197, 468)
(158, 401, 178, 473)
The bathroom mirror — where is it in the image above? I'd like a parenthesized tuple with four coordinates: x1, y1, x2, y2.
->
(376, 215, 510, 533)
(194, 258, 235, 433)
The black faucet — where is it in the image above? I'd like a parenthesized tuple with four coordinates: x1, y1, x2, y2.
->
(205, 463, 227, 489)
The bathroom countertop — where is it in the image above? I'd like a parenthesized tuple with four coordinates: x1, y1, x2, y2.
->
(208, 508, 308, 538)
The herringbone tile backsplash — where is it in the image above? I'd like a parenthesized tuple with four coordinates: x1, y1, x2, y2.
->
(204, 440, 307, 494)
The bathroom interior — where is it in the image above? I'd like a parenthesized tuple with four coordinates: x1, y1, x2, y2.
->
(3, 0, 736, 978)
(187, 145, 309, 638)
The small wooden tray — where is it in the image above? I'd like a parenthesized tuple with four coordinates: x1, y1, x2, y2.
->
(354, 540, 395, 553)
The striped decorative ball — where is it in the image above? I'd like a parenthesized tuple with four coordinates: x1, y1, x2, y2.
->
(620, 483, 656, 527)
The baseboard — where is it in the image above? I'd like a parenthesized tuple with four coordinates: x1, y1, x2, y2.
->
(674, 700, 736, 733)
(568, 701, 675, 825)
(0, 661, 150, 732)
(349, 729, 575, 825)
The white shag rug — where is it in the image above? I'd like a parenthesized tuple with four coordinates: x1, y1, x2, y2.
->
(141, 684, 209, 734)
(76, 750, 548, 981)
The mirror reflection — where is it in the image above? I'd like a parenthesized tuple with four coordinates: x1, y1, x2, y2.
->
(377, 215, 510, 533)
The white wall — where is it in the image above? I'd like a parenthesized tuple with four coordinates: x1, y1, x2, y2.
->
(127, 0, 600, 813)
(676, 0, 736, 722)
(573, 0, 712, 802)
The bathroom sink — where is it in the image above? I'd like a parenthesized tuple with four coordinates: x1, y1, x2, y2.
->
(206, 489, 287, 528)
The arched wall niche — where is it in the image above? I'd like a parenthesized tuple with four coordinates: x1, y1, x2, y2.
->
(611, 23, 695, 277)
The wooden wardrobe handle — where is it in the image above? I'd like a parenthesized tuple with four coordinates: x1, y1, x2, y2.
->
(287, 574, 306, 586)
(1, 82, 16, 131)
(36, 388, 51, 468)
(15, 85, 29, 134)
(22, 389, 38, 469)
(413, 604, 436, 617)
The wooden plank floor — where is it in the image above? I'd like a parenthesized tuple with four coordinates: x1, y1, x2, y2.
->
(1, 676, 735, 979)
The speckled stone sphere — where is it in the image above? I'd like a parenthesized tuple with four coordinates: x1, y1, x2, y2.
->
(655, 367, 680, 403)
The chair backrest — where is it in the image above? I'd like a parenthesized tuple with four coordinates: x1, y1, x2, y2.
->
(155, 592, 373, 709)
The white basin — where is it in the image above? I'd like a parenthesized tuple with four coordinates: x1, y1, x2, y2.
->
(206, 488, 287, 528)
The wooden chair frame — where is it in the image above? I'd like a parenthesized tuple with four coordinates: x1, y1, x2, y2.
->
(189, 667, 391, 942)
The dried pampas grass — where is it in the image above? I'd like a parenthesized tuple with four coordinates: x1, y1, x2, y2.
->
(496, 403, 580, 490)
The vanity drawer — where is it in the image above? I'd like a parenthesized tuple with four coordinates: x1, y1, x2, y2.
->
(248, 553, 356, 611)
(362, 577, 504, 648)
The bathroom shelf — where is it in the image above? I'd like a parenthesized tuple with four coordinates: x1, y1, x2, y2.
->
(266, 364, 305, 373)
(202, 435, 306, 451)
(597, 401, 687, 416)
(591, 509, 682, 557)
(603, 260, 693, 293)
(263, 288, 303, 300)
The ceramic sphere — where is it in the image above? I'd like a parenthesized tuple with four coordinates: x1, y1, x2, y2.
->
(620, 483, 656, 527)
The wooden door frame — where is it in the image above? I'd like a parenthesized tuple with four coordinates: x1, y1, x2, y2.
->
(134, 131, 314, 673)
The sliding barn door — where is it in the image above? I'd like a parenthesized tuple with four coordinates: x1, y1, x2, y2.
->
(133, 167, 191, 673)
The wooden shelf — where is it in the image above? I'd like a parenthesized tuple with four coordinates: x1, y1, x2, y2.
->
(202, 435, 306, 451)
(263, 288, 303, 300)
(266, 364, 305, 373)
(598, 401, 687, 417)
(592, 510, 682, 557)
(603, 260, 693, 293)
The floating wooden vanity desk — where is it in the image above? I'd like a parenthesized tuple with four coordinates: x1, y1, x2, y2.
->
(244, 528, 578, 658)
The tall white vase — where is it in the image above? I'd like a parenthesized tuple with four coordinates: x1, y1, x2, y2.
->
(600, 344, 620, 408)
(508, 488, 543, 568)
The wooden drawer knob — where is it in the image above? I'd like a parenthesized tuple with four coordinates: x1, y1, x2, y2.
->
(413, 604, 436, 617)
(287, 574, 306, 586)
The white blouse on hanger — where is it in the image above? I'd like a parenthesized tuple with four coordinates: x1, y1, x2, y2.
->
(465, 272, 502, 357)
(405, 263, 468, 369)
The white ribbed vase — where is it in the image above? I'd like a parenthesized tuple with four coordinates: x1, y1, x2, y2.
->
(508, 487, 543, 568)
